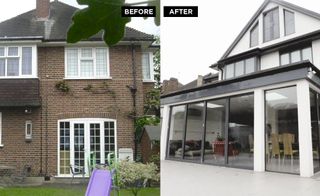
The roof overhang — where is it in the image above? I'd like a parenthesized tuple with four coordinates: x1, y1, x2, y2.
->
(162, 61, 319, 105)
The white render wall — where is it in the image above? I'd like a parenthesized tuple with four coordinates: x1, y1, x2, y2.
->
(161, 80, 316, 177)
(260, 51, 280, 70)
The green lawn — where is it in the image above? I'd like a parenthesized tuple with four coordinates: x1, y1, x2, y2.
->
(0, 187, 160, 196)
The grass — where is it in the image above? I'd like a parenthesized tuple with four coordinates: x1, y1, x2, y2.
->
(0, 187, 160, 196)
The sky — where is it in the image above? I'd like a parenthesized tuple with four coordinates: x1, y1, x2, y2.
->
(161, 0, 320, 84)
(0, 0, 159, 35)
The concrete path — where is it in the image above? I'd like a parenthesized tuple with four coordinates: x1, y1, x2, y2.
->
(161, 160, 320, 196)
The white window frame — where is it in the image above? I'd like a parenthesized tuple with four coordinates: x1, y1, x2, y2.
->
(25, 120, 32, 140)
(64, 47, 111, 80)
(0, 113, 2, 147)
(0, 45, 37, 78)
(57, 118, 117, 177)
(142, 52, 155, 82)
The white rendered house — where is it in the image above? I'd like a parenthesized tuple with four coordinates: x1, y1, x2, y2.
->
(161, 0, 320, 177)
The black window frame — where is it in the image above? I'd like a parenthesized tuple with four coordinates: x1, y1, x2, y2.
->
(279, 46, 313, 66)
(263, 7, 280, 43)
(165, 92, 254, 170)
(250, 22, 259, 47)
(284, 9, 295, 36)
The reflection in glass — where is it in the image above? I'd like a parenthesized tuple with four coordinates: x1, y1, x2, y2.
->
(265, 86, 299, 174)
(168, 105, 186, 159)
(228, 94, 254, 169)
(184, 103, 205, 161)
(204, 99, 226, 164)
(310, 90, 320, 171)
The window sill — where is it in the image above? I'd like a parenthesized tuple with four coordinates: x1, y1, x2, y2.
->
(64, 77, 112, 80)
(0, 144, 3, 148)
(143, 79, 155, 83)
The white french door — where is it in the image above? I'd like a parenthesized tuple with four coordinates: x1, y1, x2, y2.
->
(58, 118, 116, 177)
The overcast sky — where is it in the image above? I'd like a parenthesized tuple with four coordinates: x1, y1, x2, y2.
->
(161, 0, 320, 84)
(0, 0, 159, 35)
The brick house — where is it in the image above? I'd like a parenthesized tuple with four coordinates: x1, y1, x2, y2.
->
(0, 0, 156, 178)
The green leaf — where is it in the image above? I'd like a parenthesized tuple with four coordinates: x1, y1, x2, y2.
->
(67, 0, 131, 46)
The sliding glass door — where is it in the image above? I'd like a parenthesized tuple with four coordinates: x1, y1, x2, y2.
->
(167, 93, 254, 169)
(265, 86, 299, 174)
(310, 90, 320, 172)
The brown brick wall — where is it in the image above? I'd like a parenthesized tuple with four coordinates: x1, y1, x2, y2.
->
(0, 45, 154, 177)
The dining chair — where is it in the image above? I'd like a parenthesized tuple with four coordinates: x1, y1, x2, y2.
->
(271, 133, 282, 163)
(282, 133, 298, 165)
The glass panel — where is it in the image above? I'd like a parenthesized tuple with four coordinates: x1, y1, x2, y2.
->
(250, 23, 259, 47)
(310, 90, 320, 171)
(59, 122, 70, 174)
(142, 53, 151, 80)
(0, 59, 5, 76)
(290, 50, 301, 63)
(284, 10, 295, 35)
(0, 48, 4, 56)
(264, 8, 279, 42)
(235, 61, 244, 77)
(225, 64, 234, 79)
(90, 123, 101, 164)
(74, 123, 85, 172)
(7, 58, 19, 76)
(265, 86, 299, 174)
(96, 48, 107, 76)
(81, 48, 93, 58)
(228, 94, 254, 169)
(22, 47, 32, 75)
(105, 121, 115, 163)
(66, 49, 78, 77)
(80, 60, 94, 77)
(8, 47, 18, 56)
(168, 105, 186, 159)
(184, 102, 204, 161)
(245, 58, 255, 74)
(280, 53, 290, 65)
(302, 47, 312, 63)
(204, 99, 226, 165)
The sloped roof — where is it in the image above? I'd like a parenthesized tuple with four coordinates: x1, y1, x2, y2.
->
(220, 0, 320, 60)
(0, 1, 153, 41)
(143, 125, 160, 141)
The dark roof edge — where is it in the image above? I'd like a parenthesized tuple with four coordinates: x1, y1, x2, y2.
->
(220, 0, 320, 60)
(162, 60, 316, 98)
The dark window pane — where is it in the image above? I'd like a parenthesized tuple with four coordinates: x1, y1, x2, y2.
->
(184, 102, 205, 161)
(264, 8, 280, 42)
(204, 99, 226, 165)
(284, 10, 295, 35)
(228, 94, 254, 169)
(168, 105, 186, 159)
(250, 23, 259, 47)
(265, 86, 299, 174)
(235, 61, 244, 77)
(310, 90, 320, 171)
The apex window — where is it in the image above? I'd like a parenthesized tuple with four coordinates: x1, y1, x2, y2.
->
(250, 22, 259, 47)
(65, 48, 110, 79)
(284, 9, 295, 36)
(263, 8, 280, 42)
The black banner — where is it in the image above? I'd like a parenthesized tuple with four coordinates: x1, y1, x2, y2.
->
(164, 6, 198, 17)
(122, 6, 156, 17)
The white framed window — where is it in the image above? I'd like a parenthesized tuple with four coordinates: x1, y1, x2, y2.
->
(57, 118, 117, 177)
(0, 46, 37, 78)
(263, 7, 280, 42)
(142, 52, 154, 82)
(25, 120, 32, 140)
(0, 113, 2, 147)
(65, 47, 110, 79)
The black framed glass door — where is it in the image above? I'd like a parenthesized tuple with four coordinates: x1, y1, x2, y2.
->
(310, 90, 320, 172)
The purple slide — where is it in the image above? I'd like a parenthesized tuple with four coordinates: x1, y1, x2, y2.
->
(85, 169, 112, 196)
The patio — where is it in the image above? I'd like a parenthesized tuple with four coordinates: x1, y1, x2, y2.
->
(161, 160, 320, 196)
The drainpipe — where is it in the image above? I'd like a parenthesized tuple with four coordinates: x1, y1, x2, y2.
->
(128, 43, 138, 161)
